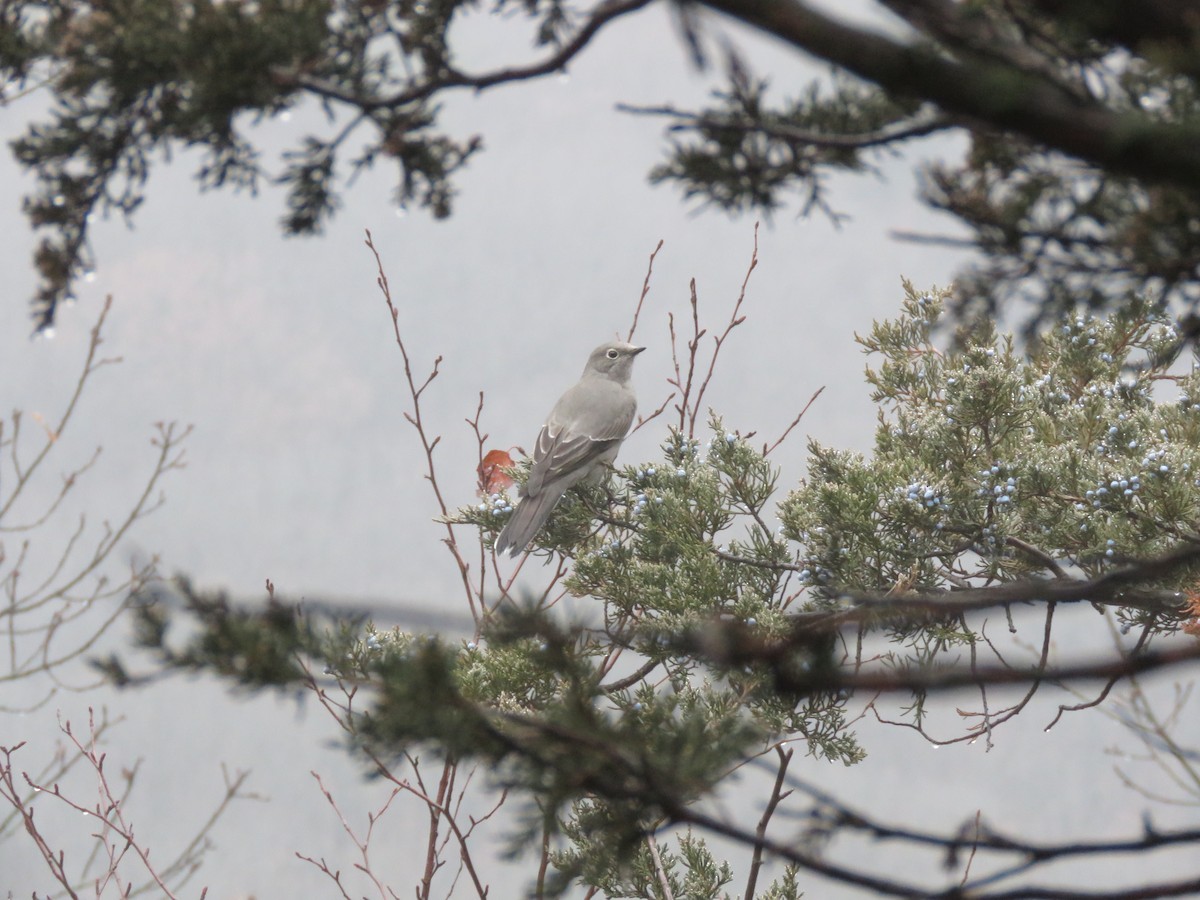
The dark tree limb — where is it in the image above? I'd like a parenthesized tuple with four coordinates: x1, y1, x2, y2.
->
(696, 0, 1200, 188)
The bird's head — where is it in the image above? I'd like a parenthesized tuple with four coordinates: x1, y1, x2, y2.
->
(584, 341, 645, 382)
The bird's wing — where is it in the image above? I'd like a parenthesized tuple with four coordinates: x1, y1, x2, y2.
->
(525, 426, 622, 497)
(524, 382, 636, 497)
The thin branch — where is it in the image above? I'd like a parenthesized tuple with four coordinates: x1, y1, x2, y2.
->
(1004, 535, 1067, 578)
(767, 638, 1200, 696)
(762, 386, 825, 457)
(742, 745, 793, 900)
(365, 230, 480, 626)
(698, 0, 1200, 188)
(617, 102, 954, 150)
(278, 0, 654, 112)
(792, 542, 1200, 628)
(672, 797, 1200, 900)
(627, 238, 664, 343)
(630, 390, 677, 435)
(1045, 621, 1155, 730)
(715, 548, 805, 572)
(1, 296, 115, 521)
(645, 832, 674, 900)
(600, 657, 660, 692)
(689, 223, 758, 429)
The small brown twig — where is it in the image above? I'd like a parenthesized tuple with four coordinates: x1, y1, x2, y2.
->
(1045, 622, 1154, 730)
(1, 296, 117, 522)
(299, 770, 401, 899)
(279, 0, 654, 111)
(742, 745, 793, 900)
(620, 237, 675, 436)
(385, 756, 492, 899)
(689, 222, 758, 428)
(1104, 669, 1200, 806)
(668, 224, 759, 437)
(0, 743, 78, 898)
(631, 389, 676, 435)
(668, 282, 706, 436)
(762, 386, 825, 457)
(960, 810, 984, 889)
(2, 298, 191, 693)
(304, 648, 496, 899)
(600, 657, 660, 692)
(627, 238, 664, 343)
(646, 832, 674, 900)
(365, 229, 481, 626)
(2, 708, 248, 898)
(1005, 535, 1068, 578)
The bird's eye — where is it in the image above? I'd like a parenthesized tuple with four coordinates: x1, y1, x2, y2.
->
(606, 349, 619, 359)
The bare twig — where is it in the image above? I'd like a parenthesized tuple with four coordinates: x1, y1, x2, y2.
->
(300, 770, 400, 900)
(2, 298, 191, 697)
(667, 224, 759, 437)
(1, 708, 248, 898)
(689, 223, 758, 431)
(1, 296, 116, 522)
(627, 238, 664, 343)
(742, 745, 793, 900)
(364, 230, 481, 626)
(762, 386, 825, 457)
(600, 657, 660, 692)
(1045, 623, 1155, 730)
(645, 832, 674, 900)
(1005, 535, 1068, 578)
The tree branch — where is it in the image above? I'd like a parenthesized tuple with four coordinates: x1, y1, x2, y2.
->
(278, 0, 655, 111)
(802, 542, 1200, 625)
(697, 0, 1200, 187)
(617, 102, 954, 150)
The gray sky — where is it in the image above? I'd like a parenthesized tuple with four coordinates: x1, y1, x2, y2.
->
(3, 4, 1195, 898)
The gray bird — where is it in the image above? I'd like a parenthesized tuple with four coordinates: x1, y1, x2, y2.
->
(495, 340, 645, 557)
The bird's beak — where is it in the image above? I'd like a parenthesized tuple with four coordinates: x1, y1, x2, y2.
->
(632, 346, 646, 355)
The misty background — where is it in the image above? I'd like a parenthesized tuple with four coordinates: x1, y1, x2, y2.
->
(3, 3, 1191, 897)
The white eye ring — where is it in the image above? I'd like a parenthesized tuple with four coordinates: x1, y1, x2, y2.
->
(606, 349, 619, 359)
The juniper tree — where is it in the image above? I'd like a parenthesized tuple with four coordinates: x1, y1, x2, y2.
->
(96, 271, 1200, 898)
(7, 1, 1200, 892)
(6, 1, 1200, 333)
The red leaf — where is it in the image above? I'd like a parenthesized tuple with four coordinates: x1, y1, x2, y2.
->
(478, 448, 516, 496)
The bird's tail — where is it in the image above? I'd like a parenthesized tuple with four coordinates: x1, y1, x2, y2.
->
(495, 486, 567, 557)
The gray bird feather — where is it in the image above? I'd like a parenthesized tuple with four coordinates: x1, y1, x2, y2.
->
(495, 340, 644, 557)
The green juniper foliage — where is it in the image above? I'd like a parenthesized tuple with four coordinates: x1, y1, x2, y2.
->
(780, 283, 1199, 723)
(551, 819, 735, 900)
(3, 0, 488, 329)
(784, 282, 1200, 608)
(113, 286, 1200, 895)
(647, 70, 920, 220)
